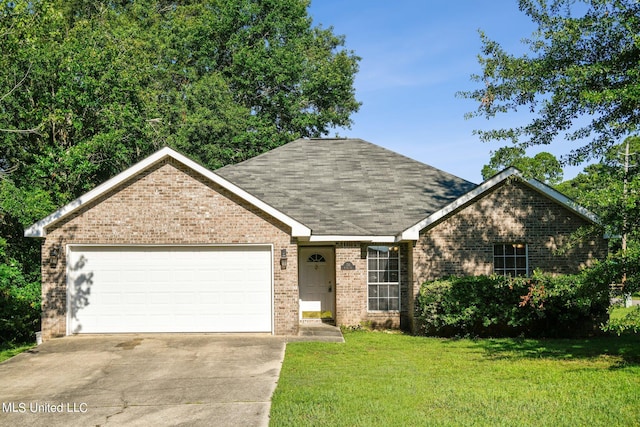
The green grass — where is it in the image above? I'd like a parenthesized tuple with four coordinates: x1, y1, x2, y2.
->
(610, 305, 640, 321)
(607, 305, 640, 335)
(0, 342, 35, 363)
(270, 331, 640, 426)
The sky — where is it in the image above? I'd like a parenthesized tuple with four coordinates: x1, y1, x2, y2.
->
(307, 1, 587, 184)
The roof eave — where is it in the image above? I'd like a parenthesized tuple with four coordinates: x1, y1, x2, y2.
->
(24, 147, 311, 239)
(25, 148, 173, 238)
(307, 235, 399, 243)
(398, 167, 601, 241)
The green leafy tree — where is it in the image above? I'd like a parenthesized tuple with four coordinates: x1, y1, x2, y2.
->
(558, 136, 640, 251)
(0, 0, 360, 341)
(461, 0, 640, 300)
(0, 236, 40, 344)
(555, 136, 640, 300)
(460, 0, 640, 162)
(482, 146, 564, 185)
(1, 0, 360, 197)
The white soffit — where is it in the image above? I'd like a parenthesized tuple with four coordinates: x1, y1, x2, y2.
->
(24, 147, 311, 238)
(307, 235, 398, 243)
(400, 167, 600, 241)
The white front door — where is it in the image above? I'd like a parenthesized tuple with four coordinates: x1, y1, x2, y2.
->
(299, 247, 335, 320)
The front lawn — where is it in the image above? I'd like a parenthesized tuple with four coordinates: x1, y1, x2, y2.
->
(0, 342, 34, 363)
(270, 331, 640, 426)
(611, 305, 640, 322)
(606, 305, 640, 334)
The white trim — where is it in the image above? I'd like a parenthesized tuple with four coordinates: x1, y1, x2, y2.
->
(298, 246, 335, 321)
(308, 235, 398, 243)
(366, 245, 401, 313)
(65, 243, 275, 335)
(400, 167, 601, 240)
(493, 243, 529, 277)
(25, 147, 311, 238)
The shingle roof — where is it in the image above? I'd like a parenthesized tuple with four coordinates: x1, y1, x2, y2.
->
(216, 138, 477, 236)
(24, 147, 312, 238)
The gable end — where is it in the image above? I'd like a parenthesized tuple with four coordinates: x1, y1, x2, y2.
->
(400, 167, 600, 240)
(25, 147, 311, 238)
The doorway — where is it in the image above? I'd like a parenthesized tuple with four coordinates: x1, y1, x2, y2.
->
(298, 247, 335, 321)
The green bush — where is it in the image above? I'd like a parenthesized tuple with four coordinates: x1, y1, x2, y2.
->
(0, 238, 40, 344)
(602, 306, 640, 335)
(588, 247, 640, 299)
(416, 270, 610, 338)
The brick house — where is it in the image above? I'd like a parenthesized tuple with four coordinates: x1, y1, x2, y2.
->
(26, 138, 607, 340)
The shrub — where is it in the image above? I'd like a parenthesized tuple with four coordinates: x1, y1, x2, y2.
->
(602, 306, 640, 335)
(416, 270, 610, 338)
(417, 275, 520, 337)
(0, 238, 40, 344)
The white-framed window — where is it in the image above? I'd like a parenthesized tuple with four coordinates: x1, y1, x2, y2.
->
(367, 246, 400, 311)
(493, 243, 528, 277)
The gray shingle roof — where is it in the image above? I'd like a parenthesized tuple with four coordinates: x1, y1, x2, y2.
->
(216, 138, 477, 236)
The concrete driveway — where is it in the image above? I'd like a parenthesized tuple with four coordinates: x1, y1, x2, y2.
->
(0, 334, 286, 427)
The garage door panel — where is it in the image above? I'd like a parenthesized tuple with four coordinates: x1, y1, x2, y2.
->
(128, 270, 150, 283)
(97, 293, 122, 306)
(67, 246, 272, 334)
(148, 269, 171, 281)
(150, 292, 172, 304)
(125, 292, 147, 305)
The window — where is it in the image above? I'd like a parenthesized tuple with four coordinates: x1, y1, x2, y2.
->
(367, 246, 400, 311)
(494, 243, 528, 276)
(307, 253, 326, 263)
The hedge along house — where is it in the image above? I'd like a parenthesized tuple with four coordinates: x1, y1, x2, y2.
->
(26, 139, 607, 340)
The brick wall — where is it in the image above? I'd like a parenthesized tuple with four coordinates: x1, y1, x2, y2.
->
(334, 243, 367, 327)
(41, 164, 607, 339)
(413, 180, 608, 296)
(41, 159, 299, 340)
(335, 242, 410, 330)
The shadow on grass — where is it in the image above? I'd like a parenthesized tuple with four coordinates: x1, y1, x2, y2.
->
(465, 334, 640, 369)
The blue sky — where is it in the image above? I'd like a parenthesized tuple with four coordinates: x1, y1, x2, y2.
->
(307, 1, 586, 184)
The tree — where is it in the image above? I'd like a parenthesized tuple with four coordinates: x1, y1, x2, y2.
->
(0, 236, 40, 344)
(0, 0, 360, 341)
(0, 0, 360, 213)
(557, 136, 640, 250)
(460, 0, 640, 163)
(482, 146, 563, 185)
(1, 0, 360, 199)
(553, 137, 640, 300)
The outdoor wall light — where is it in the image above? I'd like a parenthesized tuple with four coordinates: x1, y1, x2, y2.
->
(280, 248, 288, 269)
(49, 245, 61, 267)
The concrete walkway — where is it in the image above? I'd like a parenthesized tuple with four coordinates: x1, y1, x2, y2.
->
(288, 323, 345, 343)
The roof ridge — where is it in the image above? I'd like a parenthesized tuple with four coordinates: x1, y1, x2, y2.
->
(309, 137, 478, 187)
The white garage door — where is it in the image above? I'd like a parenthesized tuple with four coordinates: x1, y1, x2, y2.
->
(67, 245, 272, 334)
